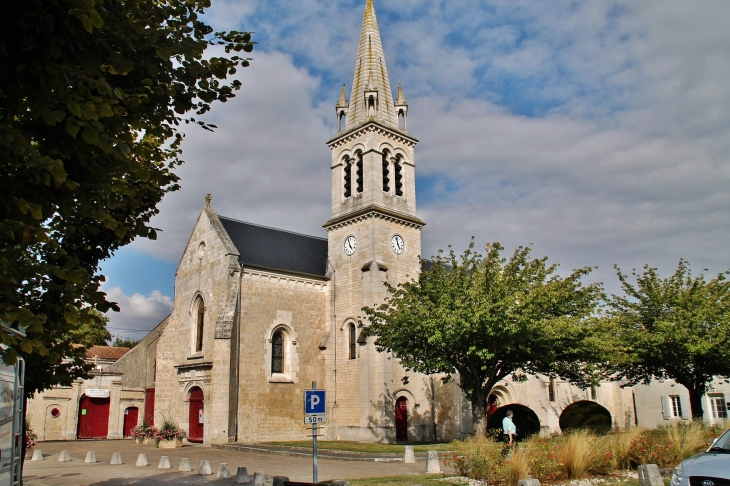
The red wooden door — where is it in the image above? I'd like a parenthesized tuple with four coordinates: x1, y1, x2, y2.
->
(188, 387, 204, 443)
(77, 395, 110, 439)
(123, 407, 139, 437)
(395, 397, 408, 442)
(144, 388, 155, 426)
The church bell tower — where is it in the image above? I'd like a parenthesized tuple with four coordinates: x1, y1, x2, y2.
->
(324, 0, 426, 442)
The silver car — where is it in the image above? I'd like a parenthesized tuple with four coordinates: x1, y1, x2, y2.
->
(671, 427, 730, 486)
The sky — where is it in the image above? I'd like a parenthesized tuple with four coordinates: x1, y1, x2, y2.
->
(100, 0, 730, 342)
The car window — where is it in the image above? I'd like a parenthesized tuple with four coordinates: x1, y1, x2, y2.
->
(710, 428, 730, 450)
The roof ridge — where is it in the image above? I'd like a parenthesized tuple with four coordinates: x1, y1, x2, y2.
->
(217, 215, 327, 241)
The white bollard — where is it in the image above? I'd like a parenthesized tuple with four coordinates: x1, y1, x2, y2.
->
(110, 452, 123, 465)
(84, 451, 97, 463)
(518, 480, 540, 486)
(58, 450, 71, 462)
(218, 463, 231, 479)
(158, 456, 171, 469)
(426, 450, 441, 474)
(135, 454, 148, 467)
(404, 445, 415, 463)
(638, 464, 664, 486)
(252, 471, 266, 486)
(198, 460, 212, 475)
(31, 450, 43, 461)
(178, 457, 192, 472)
(235, 466, 251, 484)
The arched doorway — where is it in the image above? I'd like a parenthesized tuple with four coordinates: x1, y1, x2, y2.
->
(395, 397, 408, 442)
(188, 387, 204, 443)
(77, 395, 110, 439)
(123, 407, 139, 438)
(486, 404, 541, 441)
(559, 400, 612, 434)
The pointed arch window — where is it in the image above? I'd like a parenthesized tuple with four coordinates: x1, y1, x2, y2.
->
(349, 323, 357, 360)
(382, 150, 390, 193)
(195, 297, 205, 353)
(271, 331, 284, 374)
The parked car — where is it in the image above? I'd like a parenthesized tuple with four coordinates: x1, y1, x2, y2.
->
(671, 427, 730, 486)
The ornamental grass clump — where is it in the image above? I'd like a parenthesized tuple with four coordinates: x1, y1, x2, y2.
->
(447, 435, 504, 482)
(555, 429, 599, 479)
(667, 420, 708, 462)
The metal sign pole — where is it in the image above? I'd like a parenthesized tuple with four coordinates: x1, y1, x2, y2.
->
(312, 381, 318, 484)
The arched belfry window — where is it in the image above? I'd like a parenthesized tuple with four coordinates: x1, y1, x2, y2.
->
(194, 297, 205, 352)
(343, 156, 352, 198)
(382, 150, 390, 193)
(349, 323, 357, 360)
(394, 155, 404, 197)
(271, 331, 284, 374)
(356, 151, 364, 194)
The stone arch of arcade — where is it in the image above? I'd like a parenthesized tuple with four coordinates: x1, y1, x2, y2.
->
(559, 400, 613, 434)
(486, 403, 541, 440)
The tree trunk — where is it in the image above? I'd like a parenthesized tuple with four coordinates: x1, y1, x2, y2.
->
(688, 388, 705, 420)
(471, 397, 488, 436)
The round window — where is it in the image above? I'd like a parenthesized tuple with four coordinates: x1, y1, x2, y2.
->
(50, 408, 60, 418)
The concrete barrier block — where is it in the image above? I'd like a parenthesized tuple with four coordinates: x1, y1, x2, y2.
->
(198, 460, 213, 475)
(135, 454, 148, 467)
(272, 476, 289, 486)
(518, 479, 540, 486)
(158, 456, 171, 469)
(84, 451, 97, 463)
(331, 481, 351, 486)
(110, 452, 123, 465)
(252, 471, 266, 486)
(235, 466, 251, 484)
(218, 463, 231, 479)
(426, 450, 440, 474)
(178, 457, 192, 472)
(31, 450, 43, 461)
(404, 445, 415, 464)
(58, 450, 71, 462)
(638, 464, 664, 486)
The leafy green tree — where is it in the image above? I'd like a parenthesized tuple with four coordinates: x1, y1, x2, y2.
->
(363, 241, 606, 435)
(67, 310, 112, 347)
(608, 260, 730, 419)
(112, 335, 141, 349)
(0, 0, 254, 400)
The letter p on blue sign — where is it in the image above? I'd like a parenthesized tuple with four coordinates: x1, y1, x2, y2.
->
(304, 389, 326, 415)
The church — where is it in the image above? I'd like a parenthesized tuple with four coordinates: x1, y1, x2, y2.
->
(32, 0, 725, 445)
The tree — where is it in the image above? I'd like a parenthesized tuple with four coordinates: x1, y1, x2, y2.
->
(608, 260, 730, 419)
(363, 241, 606, 435)
(112, 335, 141, 349)
(0, 0, 254, 400)
(67, 310, 112, 347)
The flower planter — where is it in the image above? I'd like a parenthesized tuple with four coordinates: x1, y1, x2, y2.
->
(143, 437, 156, 445)
(134, 438, 143, 444)
(158, 438, 183, 449)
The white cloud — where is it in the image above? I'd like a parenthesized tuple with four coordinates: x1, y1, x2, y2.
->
(104, 286, 173, 340)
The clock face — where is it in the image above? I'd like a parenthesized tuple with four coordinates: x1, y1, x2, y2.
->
(344, 235, 357, 256)
(391, 235, 405, 254)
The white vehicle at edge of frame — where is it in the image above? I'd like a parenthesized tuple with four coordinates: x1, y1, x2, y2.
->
(671, 427, 730, 486)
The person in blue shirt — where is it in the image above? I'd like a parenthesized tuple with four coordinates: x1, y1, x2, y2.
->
(502, 409, 517, 445)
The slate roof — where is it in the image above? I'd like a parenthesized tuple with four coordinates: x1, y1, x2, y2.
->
(84, 346, 130, 361)
(218, 216, 329, 278)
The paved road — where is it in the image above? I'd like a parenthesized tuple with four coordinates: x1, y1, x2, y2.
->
(23, 440, 450, 485)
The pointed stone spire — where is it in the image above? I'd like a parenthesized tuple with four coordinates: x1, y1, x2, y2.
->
(395, 83, 407, 105)
(347, 0, 398, 128)
(336, 84, 348, 109)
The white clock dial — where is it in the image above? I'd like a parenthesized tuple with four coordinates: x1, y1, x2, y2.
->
(344, 235, 357, 255)
(391, 235, 405, 254)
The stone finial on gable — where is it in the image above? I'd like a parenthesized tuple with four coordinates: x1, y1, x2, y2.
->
(205, 194, 212, 208)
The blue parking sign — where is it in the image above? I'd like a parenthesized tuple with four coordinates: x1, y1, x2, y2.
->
(304, 389, 326, 415)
